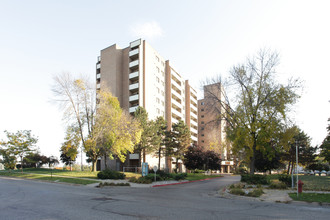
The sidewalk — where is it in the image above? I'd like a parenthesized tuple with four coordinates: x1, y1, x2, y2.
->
(218, 187, 330, 207)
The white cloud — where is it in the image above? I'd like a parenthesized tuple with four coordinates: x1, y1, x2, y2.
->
(130, 21, 163, 40)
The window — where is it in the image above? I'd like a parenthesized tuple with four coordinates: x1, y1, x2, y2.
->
(156, 97, 160, 103)
(161, 71, 164, 77)
(201, 134, 204, 137)
(156, 67, 160, 73)
(201, 140, 204, 143)
(161, 91, 164, 96)
(161, 110, 164, 117)
(156, 77, 160, 83)
(161, 61, 164, 66)
(161, 101, 164, 106)
(201, 115, 204, 118)
(157, 108, 160, 114)
(201, 102, 205, 105)
(201, 121, 204, 124)
(201, 108, 204, 112)
(156, 56, 159, 62)
(157, 87, 160, 94)
(162, 81, 165, 86)
(201, 127, 204, 130)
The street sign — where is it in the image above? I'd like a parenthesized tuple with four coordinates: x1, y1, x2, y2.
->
(153, 166, 158, 173)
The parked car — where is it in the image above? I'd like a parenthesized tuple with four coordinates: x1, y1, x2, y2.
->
(320, 170, 327, 176)
(314, 170, 320, 176)
(327, 171, 330, 176)
(309, 170, 314, 175)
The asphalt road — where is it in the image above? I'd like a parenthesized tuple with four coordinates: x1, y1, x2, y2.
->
(0, 175, 329, 220)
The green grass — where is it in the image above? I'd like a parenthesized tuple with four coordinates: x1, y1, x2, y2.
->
(0, 171, 98, 185)
(298, 176, 330, 191)
(186, 173, 222, 181)
(289, 193, 330, 203)
(266, 174, 330, 191)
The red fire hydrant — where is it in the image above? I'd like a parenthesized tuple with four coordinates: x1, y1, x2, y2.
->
(298, 180, 304, 193)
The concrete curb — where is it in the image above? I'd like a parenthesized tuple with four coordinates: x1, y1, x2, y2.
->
(152, 176, 223, 187)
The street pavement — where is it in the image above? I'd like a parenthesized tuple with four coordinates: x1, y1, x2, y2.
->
(0, 175, 329, 220)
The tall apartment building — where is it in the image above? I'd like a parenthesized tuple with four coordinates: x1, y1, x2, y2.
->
(198, 83, 233, 173)
(96, 39, 198, 172)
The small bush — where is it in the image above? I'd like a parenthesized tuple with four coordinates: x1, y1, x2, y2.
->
(98, 182, 130, 187)
(172, 173, 187, 181)
(269, 181, 287, 189)
(234, 167, 248, 174)
(145, 174, 163, 181)
(128, 177, 152, 184)
(241, 174, 269, 185)
(229, 183, 245, 189)
(97, 169, 125, 180)
(247, 188, 264, 197)
(230, 188, 246, 196)
(279, 174, 295, 186)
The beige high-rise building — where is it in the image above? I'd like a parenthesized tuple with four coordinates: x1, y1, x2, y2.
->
(198, 83, 233, 173)
(96, 39, 198, 172)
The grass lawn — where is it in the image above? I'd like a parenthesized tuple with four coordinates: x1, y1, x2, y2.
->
(298, 175, 330, 191)
(289, 193, 330, 203)
(0, 171, 98, 185)
(186, 173, 223, 181)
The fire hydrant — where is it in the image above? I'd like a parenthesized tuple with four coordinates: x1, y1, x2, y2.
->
(298, 180, 304, 193)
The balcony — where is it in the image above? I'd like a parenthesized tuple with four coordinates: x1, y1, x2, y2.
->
(171, 117, 179, 125)
(96, 74, 101, 79)
(129, 83, 139, 92)
(191, 104, 197, 113)
(129, 105, 139, 113)
(96, 84, 101, 89)
(190, 127, 198, 135)
(129, 94, 139, 102)
(129, 71, 139, 80)
(130, 39, 141, 49)
(96, 63, 101, 69)
(171, 79, 181, 91)
(191, 119, 198, 127)
(191, 136, 198, 142)
(129, 48, 139, 58)
(129, 60, 139, 69)
(172, 108, 182, 118)
(171, 98, 182, 109)
(171, 89, 182, 101)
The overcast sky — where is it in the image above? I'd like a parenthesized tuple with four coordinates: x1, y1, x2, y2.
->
(0, 0, 329, 162)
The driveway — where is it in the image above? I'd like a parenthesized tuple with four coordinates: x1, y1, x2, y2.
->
(0, 175, 329, 220)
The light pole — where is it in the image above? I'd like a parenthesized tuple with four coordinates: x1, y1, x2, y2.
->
(296, 142, 299, 197)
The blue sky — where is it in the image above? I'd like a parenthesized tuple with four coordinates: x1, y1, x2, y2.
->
(0, 0, 329, 161)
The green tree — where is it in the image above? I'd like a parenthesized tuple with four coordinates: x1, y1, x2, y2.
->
(23, 152, 49, 168)
(134, 107, 153, 165)
(1, 130, 38, 172)
(151, 116, 167, 170)
(60, 126, 80, 171)
(0, 148, 17, 171)
(204, 49, 301, 174)
(91, 90, 142, 170)
(166, 120, 191, 173)
(320, 118, 330, 162)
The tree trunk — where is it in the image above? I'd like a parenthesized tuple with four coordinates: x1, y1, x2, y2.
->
(143, 149, 146, 163)
(158, 147, 161, 170)
(287, 161, 291, 174)
(20, 156, 23, 173)
(250, 142, 257, 174)
(104, 154, 107, 169)
(92, 161, 97, 172)
(70, 163, 72, 171)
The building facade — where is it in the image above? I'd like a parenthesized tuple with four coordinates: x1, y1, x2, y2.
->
(96, 39, 198, 172)
(198, 83, 233, 173)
